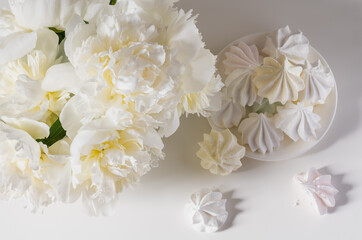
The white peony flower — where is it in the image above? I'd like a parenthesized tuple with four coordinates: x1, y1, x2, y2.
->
(0, 2, 23, 38)
(0, 0, 224, 214)
(70, 118, 164, 215)
(179, 74, 223, 117)
(44, 0, 221, 138)
(0, 0, 108, 65)
(0, 28, 70, 123)
(0, 119, 72, 212)
(6, 0, 109, 30)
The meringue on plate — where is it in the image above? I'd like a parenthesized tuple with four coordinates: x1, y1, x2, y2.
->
(253, 56, 305, 104)
(210, 98, 244, 129)
(223, 41, 262, 74)
(208, 25, 336, 158)
(275, 102, 321, 142)
(238, 113, 284, 154)
(225, 69, 262, 107)
(262, 25, 309, 65)
(300, 60, 334, 105)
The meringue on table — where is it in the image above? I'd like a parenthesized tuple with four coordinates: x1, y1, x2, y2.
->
(185, 188, 228, 233)
(197, 129, 245, 175)
(294, 168, 338, 215)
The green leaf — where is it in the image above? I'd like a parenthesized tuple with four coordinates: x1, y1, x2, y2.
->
(49, 27, 65, 44)
(49, 27, 63, 34)
(36, 118, 66, 147)
(110, 0, 117, 5)
(246, 98, 283, 116)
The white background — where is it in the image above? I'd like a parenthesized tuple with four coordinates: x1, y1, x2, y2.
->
(1, 0, 362, 239)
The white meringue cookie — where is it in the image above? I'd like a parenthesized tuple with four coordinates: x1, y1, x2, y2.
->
(263, 25, 309, 65)
(295, 168, 338, 215)
(210, 99, 244, 129)
(186, 188, 228, 233)
(238, 113, 284, 154)
(225, 69, 262, 107)
(253, 56, 305, 104)
(275, 102, 321, 142)
(223, 41, 262, 74)
(300, 60, 334, 105)
(197, 129, 245, 175)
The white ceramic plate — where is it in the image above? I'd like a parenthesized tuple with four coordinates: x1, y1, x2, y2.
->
(216, 33, 338, 161)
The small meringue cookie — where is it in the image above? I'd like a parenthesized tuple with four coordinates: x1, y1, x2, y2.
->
(210, 99, 244, 129)
(275, 102, 321, 142)
(197, 129, 245, 175)
(253, 56, 305, 104)
(263, 25, 309, 65)
(225, 69, 263, 107)
(300, 60, 334, 105)
(223, 41, 262, 74)
(295, 168, 339, 215)
(238, 113, 284, 154)
(185, 188, 228, 233)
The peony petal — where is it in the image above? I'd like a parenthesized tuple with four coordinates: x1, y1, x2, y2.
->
(48, 138, 71, 155)
(0, 121, 41, 170)
(1, 117, 49, 139)
(9, 0, 108, 30)
(34, 29, 59, 64)
(65, 14, 84, 37)
(182, 49, 216, 93)
(168, 10, 202, 63)
(65, 19, 95, 64)
(144, 128, 164, 150)
(0, 31, 37, 65)
(159, 109, 180, 138)
(42, 62, 81, 92)
(59, 96, 86, 140)
(15, 74, 45, 101)
(84, 2, 108, 21)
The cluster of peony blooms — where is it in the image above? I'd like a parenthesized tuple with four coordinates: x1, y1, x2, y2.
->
(198, 26, 335, 175)
(0, 0, 222, 215)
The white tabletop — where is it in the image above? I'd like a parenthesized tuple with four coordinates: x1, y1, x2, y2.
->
(1, 0, 361, 239)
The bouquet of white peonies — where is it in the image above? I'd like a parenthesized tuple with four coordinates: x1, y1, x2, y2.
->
(0, 0, 222, 215)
